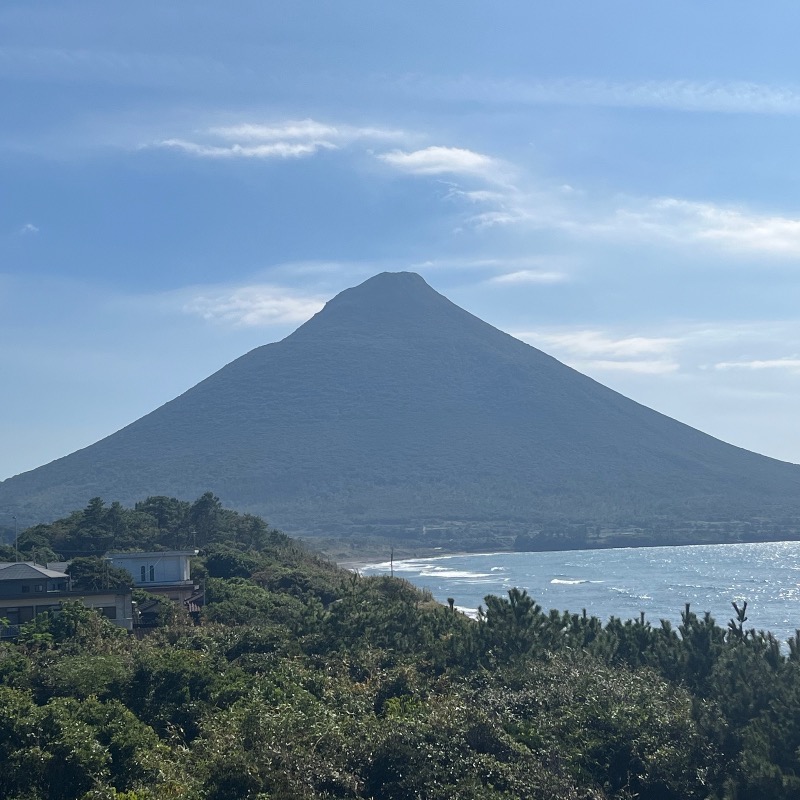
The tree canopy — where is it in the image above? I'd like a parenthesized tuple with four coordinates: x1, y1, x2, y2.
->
(4, 497, 800, 798)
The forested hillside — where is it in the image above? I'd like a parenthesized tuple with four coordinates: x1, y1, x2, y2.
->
(2, 498, 800, 798)
(4, 272, 800, 547)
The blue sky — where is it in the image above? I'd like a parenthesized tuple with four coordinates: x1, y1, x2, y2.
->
(4, 1, 800, 484)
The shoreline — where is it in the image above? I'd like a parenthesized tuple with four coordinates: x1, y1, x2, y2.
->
(337, 549, 486, 572)
(334, 536, 800, 572)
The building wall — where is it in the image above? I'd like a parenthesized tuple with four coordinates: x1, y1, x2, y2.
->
(108, 553, 192, 586)
(0, 591, 134, 633)
(0, 578, 69, 597)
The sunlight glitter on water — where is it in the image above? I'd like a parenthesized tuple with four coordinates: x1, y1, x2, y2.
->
(360, 541, 800, 642)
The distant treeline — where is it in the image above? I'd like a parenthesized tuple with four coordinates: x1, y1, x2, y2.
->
(3, 497, 800, 798)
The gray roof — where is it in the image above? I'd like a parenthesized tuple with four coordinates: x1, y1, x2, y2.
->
(107, 550, 198, 560)
(0, 563, 69, 581)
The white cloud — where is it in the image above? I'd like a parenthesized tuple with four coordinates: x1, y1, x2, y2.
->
(211, 120, 340, 142)
(182, 284, 325, 327)
(445, 173, 800, 258)
(370, 132, 800, 259)
(518, 329, 678, 359)
(513, 329, 680, 376)
(378, 146, 498, 178)
(19, 223, 39, 235)
(158, 138, 332, 159)
(715, 358, 800, 372)
(488, 270, 567, 285)
(580, 359, 680, 374)
(510, 322, 800, 386)
(210, 120, 406, 143)
(153, 115, 800, 260)
(471, 208, 537, 228)
(447, 189, 507, 204)
(606, 198, 800, 256)
(153, 118, 407, 161)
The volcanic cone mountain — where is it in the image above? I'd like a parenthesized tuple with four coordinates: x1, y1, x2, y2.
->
(3, 272, 800, 543)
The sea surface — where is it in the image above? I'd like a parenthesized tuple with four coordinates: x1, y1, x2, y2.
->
(359, 541, 800, 643)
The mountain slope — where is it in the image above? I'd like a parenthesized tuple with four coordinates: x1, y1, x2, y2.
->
(2, 271, 799, 537)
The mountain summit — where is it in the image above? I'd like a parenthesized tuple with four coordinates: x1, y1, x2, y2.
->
(3, 272, 800, 546)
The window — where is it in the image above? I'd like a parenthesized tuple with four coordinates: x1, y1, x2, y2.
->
(149, 565, 155, 582)
(21, 586, 29, 594)
(34, 584, 44, 593)
(140, 566, 146, 583)
(99, 606, 117, 620)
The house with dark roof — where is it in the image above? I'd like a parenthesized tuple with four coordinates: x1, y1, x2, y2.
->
(0, 562, 134, 636)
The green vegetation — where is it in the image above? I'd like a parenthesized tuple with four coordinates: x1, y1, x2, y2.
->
(14, 493, 280, 559)
(3, 497, 800, 798)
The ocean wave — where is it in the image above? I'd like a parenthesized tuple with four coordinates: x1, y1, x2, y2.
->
(610, 586, 652, 600)
(420, 568, 493, 579)
(550, 578, 603, 586)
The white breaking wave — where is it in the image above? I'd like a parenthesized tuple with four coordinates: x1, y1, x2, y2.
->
(420, 567, 493, 579)
(610, 586, 652, 600)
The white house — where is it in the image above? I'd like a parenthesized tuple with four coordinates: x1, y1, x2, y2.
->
(106, 550, 199, 604)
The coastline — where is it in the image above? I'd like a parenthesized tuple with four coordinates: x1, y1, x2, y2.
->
(337, 549, 503, 573)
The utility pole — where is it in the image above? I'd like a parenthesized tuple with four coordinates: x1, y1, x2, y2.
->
(12, 515, 18, 562)
(390, 547, 394, 578)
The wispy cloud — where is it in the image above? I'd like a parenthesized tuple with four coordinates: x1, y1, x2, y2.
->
(158, 139, 332, 159)
(417, 76, 800, 116)
(160, 139, 336, 158)
(488, 269, 567, 285)
(514, 328, 680, 375)
(152, 115, 800, 260)
(603, 198, 800, 256)
(411, 257, 512, 271)
(581, 359, 680, 374)
(441, 170, 800, 258)
(510, 322, 800, 386)
(378, 146, 499, 179)
(408, 256, 576, 286)
(715, 358, 800, 373)
(18, 223, 39, 235)
(181, 284, 325, 327)
(153, 118, 407, 160)
(210, 120, 405, 143)
(521, 330, 678, 359)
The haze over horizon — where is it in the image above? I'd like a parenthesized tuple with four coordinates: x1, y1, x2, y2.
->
(4, 2, 800, 484)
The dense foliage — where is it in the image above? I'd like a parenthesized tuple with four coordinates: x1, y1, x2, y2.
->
(13, 493, 280, 561)
(4, 498, 800, 798)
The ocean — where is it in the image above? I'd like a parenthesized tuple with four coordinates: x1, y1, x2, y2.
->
(359, 541, 800, 643)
